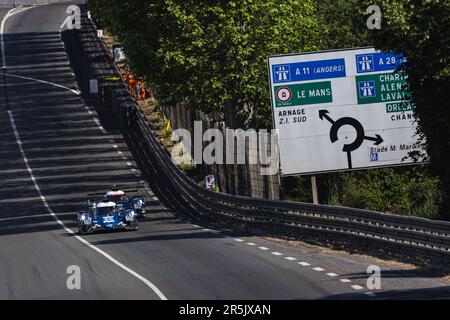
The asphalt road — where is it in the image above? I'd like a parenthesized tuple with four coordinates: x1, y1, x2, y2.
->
(0, 2, 448, 300)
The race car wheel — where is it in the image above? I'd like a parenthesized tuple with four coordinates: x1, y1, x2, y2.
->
(79, 225, 88, 235)
(128, 220, 138, 231)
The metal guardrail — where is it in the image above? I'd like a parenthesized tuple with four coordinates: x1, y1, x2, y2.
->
(76, 12, 450, 263)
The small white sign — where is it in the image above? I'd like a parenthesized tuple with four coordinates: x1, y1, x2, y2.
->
(97, 29, 103, 38)
(89, 79, 98, 93)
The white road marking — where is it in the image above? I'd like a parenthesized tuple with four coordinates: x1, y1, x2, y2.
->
(192, 225, 201, 228)
(118, 151, 124, 155)
(113, 144, 119, 149)
(258, 246, 269, 251)
(246, 242, 256, 246)
(326, 273, 339, 277)
(152, 196, 158, 201)
(313, 267, 325, 272)
(298, 262, 311, 266)
(126, 162, 133, 166)
(7, 101, 167, 301)
(351, 285, 364, 290)
(285, 257, 296, 261)
(271, 252, 283, 256)
(93, 118, 106, 133)
(340, 279, 351, 283)
(234, 239, 244, 242)
(1, 7, 36, 68)
(4, 73, 80, 95)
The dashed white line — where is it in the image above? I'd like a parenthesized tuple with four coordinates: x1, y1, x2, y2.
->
(340, 279, 352, 283)
(113, 144, 119, 149)
(298, 262, 311, 266)
(351, 285, 364, 290)
(313, 267, 325, 272)
(126, 162, 133, 166)
(234, 239, 244, 242)
(284, 257, 296, 261)
(6, 110, 167, 300)
(326, 273, 339, 277)
(246, 242, 256, 246)
(93, 119, 106, 133)
(258, 246, 269, 251)
(271, 252, 283, 256)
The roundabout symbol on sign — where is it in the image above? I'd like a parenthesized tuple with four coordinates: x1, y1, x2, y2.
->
(276, 87, 292, 103)
(319, 109, 384, 169)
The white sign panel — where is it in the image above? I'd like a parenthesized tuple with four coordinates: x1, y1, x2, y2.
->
(268, 47, 425, 176)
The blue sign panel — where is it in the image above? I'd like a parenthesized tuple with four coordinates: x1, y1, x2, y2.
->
(356, 52, 405, 73)
(358, 80, 376, 98)
(370, 152, 379, 162)
(272, 58, 346, 83)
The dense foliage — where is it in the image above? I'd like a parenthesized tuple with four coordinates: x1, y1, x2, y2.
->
(362, 0, 450, 216)
(89, 0, 447, 219)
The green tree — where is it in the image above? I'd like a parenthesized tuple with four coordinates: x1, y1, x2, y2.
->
(90, 0, 321, 129)
(360, 0, 450, 217)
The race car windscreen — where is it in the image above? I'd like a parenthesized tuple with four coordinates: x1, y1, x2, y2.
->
(105, 195, 128, 203)
(96, 206, 117, 216)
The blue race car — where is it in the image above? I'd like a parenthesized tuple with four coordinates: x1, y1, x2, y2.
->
(78, 200, 138, 235)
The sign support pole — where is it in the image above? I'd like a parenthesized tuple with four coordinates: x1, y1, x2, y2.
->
(311, 175, 319, 204)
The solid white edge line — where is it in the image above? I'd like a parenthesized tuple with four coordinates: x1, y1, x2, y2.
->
(7, 108, 167, 301)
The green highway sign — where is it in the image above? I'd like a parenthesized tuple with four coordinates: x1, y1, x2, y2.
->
(386, 102, 414, 113)
(274, 81, 332, 107)
(356, 72, 411, 105)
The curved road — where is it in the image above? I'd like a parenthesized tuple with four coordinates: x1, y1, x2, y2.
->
(0, 2, 448, 299)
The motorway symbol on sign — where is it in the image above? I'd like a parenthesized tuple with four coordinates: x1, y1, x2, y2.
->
(356, 54, 374, 72)
(274, 65, 291, 82)
(319, 110, 383, 169)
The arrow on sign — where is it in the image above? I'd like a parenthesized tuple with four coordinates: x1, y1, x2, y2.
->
(319, 109, 384, 169)
(319, 110, 334, 124)
(364, 134, 384, 145)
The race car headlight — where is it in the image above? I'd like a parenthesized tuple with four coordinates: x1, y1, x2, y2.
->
(134, 200, 144, 209)
(80, 214, 92, 225)
(125, 211, 136, 221)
